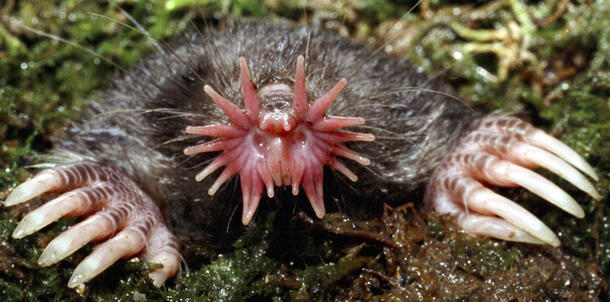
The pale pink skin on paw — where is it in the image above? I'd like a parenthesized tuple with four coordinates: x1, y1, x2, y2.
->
(425, 116, 600, 246)
(185, 55, 375, 224)
(3, 163, 181, 288)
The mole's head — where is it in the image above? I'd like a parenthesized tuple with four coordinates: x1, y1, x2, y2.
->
(184, 55, 375, 224)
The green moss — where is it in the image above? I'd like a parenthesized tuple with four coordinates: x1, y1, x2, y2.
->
(164, 213, 278, 301)
(454, 239, 523, 277)
(165, 247, 276, 301)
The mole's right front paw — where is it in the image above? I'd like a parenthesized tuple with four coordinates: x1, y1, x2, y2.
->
(3, 163, 181, 288)
(424, 117, 600, 246)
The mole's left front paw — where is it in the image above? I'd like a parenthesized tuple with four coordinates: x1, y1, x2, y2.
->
(425, 116, 600, 246)
(2, 163, 181, 288)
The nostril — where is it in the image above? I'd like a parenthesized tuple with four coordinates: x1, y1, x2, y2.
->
(258, 111, 297, 134)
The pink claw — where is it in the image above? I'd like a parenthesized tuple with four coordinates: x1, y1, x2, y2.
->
(3, 163, 181, 288)
(425, 116, 600, 246)
(185, 56, 375, 224)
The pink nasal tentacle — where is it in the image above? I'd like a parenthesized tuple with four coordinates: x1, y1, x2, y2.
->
(292, 55, 308, 119)
(208, 164, 238, 195)
(238, 57, 261, 121)
(332, 144, 371, 166)
(315, 131, 376, 144)
(240, 167, 265, 224)
(306, 78, 347, 122)
(186, 125, 246, 138)
(204, 85, 250, 128)
(329, 158, 358, 182)
(256, 160, 275, 198)
(302, 165, 326, 218)
(184, 138, 241, 155)
(266, 137, 291, 186)
(312, 116, 366, 132)
(208, 152, 249, 195)
(194, 145, 242, 182)
(290, 159, 305, 196)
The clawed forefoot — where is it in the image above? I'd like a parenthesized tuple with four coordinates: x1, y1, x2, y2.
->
(425, 116, 600, 246)
(3, 162, 181, 288)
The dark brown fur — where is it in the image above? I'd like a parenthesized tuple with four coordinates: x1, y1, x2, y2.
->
(48, 21, 480, 241)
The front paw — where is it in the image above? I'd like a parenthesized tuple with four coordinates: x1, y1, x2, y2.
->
(425, 116, 600, 246)
(3, 162, 181, 288)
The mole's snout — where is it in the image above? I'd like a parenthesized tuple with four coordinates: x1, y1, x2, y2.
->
(184, 55, 375, 224)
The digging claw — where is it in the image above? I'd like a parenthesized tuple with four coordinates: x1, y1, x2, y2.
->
(426, 117, 598, 245)
(3, 170, 63, 207)
(4, 163, 181, 287)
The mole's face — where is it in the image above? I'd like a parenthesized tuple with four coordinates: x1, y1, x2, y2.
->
(183, 56, 375, 224)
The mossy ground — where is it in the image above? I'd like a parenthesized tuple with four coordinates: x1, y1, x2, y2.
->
(0, 0, 608, 300)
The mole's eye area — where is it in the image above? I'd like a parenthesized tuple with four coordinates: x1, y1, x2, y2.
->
(184, 55, 375, 225)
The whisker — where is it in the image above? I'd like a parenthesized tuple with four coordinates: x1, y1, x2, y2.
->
(90, 108, 208, 121)
(421, 65, 451, 87)
(342, 0, 423, 81)
(360, 163, 385, 181)
(87, 11, 206, 84)
(346, 104, 414, 111)
(305, 27, 312, 63)
(117, 8, 164, 53)
(184, 155, 215, 171)
(226, 203, 239, 233)
(356, 125, 420, 140)
(368, 87, 472, 110)
(174, 153, 203, 167)
(160, 134, 199, 146)
(371, 0, 423, 57)
(291, 191, 300, 216)
(372, 134, 424, 141)
(189, 19, 205, 37)
(327, 171, 348, 213)
(12, 17, 126, 72)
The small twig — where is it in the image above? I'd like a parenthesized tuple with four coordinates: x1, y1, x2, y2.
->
(543, 0, 569, 25)
(297, 211, 398, 248)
